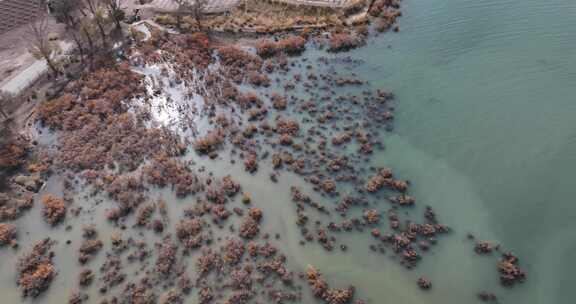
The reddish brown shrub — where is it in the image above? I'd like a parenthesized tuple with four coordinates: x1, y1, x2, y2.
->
(143, 154, 200, 197)
(0, 223, 16, 247)
(102, 174, 146, 217)
(78, 269, 94, 287)
(176, 218, 204, 251)
(277, 36, 307, 55)
(218, 46, 262, 69)
(306, 265, 355, 303)
(328, 33, 363, 52)
(196, 248, 223, 277)
(248, 208, 263, 222)
(41, 195, 66, 225)
(165, 33, 214, 69)
(17, 239, 56, 297)
(248, 71, 271, 87)
(0, 194, 33, 221)
(39, 65, 144, 130)
(320, 179, 336, 194)
(217, 46, 263, 85)
(176, 219, 203, 241)
(136, 203, 155, 226)
(222, 238, 245, 265)
(498, 252, 526, 286)
(221, 175, 241, 196)
(239, 217, 260, 239)
(78, 239, 103, 264)
(275, 117, 300, 135)
(363, 209, 380, 224)
(237, 91, 263, 109)
(271, 92, 287, 110)
(256, 39, 278, 58)
(194, 130, 225, 155)
(57, 112, 185, 171)
(244, 152, 258, 173)
(0, 136, 29, 173)
(155, 239, 178, 276)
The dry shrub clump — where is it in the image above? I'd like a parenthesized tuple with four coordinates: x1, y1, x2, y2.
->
(38, 63, 185, 172)
(222, 238, 245, 265)
(217, 45, 264, 84)
(270, 92, 287, 110)
(41, 194, 66, 226)
(222, 175, 241, 196)
(364, 168, 393, 193)
(256, 39, 278, 58)
(0, 193, 33, 221)
(237, 91, 264, 109)
(277, 36, 307, 55)
(218, 46, 262, 69)
(248, 70, 271, 87)
(248, 208, 262, 222)
(156, 238, 178, 276)
(136, 203, 155, 226)
(38, 63, 144, 130)
(320, 179, 336, 194)
(239, 216, 260, 239)
(143, 154, 200, 197)
(369, 0, 402, 32)
(254, 36, 307, 58)
(160, 32, 213, 71)
(275, 117, 300, 135)
(176, 218, 204, 251)
(194, 130, 225, 155)
(78, 269, 94, 287)
(306, 265, 356, 304)
(0, 223, 17, 247)
(196, 248, 224, 277)
(363, 209, 380, 224)
(474, 240, 494, 255)
(78, 239, 103, 264)
(102, 174, 147, 220)
(17, 238, 56, 298)
(498, 252, 526, 286)
(244, 152, 258, 173)
(328, 33, 364, 52)
(122, 281, 157, 304)
(0, 136, 29, 174)
(160, 289, 183, 304)
(57, 112, 185, 171)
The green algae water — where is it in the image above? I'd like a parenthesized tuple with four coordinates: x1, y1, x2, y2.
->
(1, 0, 575, 303)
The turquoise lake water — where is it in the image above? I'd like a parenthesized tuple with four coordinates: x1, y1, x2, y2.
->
(354, 0, 576, 302)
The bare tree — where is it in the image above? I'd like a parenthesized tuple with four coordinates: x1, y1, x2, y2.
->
(0, 92, 11, 120)
(174, 0, 209, 31)
(51, 0, 88, 62)
(50, 0, 101, 56)
(191, 0, 209, 30)
(27, 14, 61, 77)
(82, 0, 109, 45)
(173, 2, 188, 30)
(104, 0, 125, 29)
(80, 19, 98, 53)
(0, 106, 7, 120)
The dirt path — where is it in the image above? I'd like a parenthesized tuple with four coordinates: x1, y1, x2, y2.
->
(0, 15, 65, 91)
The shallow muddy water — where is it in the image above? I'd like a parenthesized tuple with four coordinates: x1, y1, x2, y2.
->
(2, 0, 575, 303)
